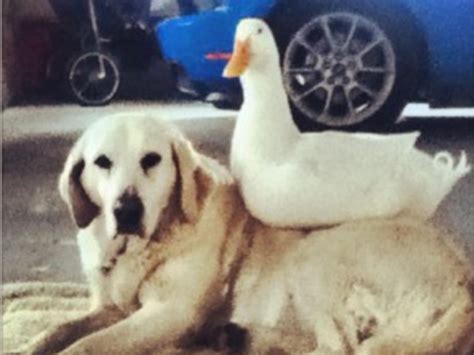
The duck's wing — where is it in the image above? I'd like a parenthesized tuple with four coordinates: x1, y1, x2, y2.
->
(303, 130, 420, 152)
(290, 131, 424, 189)
(297, 131, 420, 165)
(349, 131, 420, 147)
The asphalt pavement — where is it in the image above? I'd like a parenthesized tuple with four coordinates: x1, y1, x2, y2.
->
(2, 102, 474, 283)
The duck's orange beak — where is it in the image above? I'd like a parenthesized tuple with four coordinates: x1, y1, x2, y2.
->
(223, 39, 250, 78)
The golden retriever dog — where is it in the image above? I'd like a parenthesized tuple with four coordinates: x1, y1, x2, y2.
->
(29, 114, 474, 355)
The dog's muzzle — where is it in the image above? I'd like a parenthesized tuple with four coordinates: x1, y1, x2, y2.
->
(113, 191, 144, 235)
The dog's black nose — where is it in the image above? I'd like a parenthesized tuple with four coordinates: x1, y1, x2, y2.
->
(113, 192, 144, 234)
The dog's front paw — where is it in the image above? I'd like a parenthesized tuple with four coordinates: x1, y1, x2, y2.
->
(27, 336, 61, 355)
(213, 323, 248, 352)
(26, 321, 85, 355)
(58, 334, 113, 355)
(60, 347, 90, 355)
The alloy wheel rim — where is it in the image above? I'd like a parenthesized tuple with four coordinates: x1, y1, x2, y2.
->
(283, 12, 396, 126)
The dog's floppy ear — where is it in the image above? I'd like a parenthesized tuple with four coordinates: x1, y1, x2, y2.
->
(59, 143, 100, 228)
(171, 136, 214, 224)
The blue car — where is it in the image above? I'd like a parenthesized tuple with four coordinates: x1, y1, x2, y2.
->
(157, 0, 474, 129)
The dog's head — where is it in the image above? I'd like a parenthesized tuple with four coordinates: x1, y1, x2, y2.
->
(59, 114, 216, 240)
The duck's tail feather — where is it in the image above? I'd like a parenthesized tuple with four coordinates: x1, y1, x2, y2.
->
(434, 150, 472, 184)
(409, 151, 471, 219)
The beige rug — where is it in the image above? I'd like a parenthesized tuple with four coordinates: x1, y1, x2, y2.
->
(2, 282, 89, 354)
(1, 283, 245, 354)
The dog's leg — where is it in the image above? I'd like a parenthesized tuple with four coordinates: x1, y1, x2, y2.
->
(27, 306, 125, 355)
(307, 314, 349, 355)
(353, 335, 391, 355)
(58, 301, 210, 355)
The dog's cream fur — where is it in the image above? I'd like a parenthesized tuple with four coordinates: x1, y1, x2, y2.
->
(30, 114, 474, 355)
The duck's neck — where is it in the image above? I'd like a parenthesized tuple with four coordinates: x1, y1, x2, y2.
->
(235, 65, 300, 155)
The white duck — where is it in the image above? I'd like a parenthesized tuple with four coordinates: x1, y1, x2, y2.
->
(223, 18, 471, 227)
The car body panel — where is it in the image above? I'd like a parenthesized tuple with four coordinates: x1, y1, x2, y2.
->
(403, 0, 474, 104)
(157, 0, 277, 91)
(156, 0, 474, 105)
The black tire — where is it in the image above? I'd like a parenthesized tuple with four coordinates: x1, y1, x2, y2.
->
(212, 100, 236, 110)
(66, 51, 120, 106)
(210, 94, 242, 110)
(268, 0, 424, 132)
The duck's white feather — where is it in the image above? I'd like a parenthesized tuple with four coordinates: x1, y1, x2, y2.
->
(229, 19, 471, 227)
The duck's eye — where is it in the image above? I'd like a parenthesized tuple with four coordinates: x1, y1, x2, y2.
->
(257, 27, 263, 34)
(94, 155, 112, 169)
(141, 152, 162, 172)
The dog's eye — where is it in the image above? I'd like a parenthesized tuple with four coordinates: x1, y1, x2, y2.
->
(257, 27, 263, 34)
(141, 153, 161, 172)
(95, 155, 112, 169)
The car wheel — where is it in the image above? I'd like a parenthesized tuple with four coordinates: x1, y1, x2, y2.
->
(269, 2, 422, 131)
(67, 51, 120, 106)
